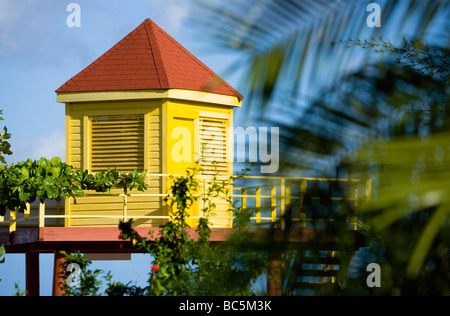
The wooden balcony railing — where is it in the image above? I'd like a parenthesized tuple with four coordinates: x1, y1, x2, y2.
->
(0, 174, 372, 232)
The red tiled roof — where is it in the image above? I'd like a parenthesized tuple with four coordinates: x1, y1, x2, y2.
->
(56, 19, 243, 100)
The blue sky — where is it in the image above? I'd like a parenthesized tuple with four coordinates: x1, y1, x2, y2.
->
(0, 0, 244, 296)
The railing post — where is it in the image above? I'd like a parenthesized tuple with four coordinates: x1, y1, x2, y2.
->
(123, 195, 128, 222)
(285, 184, 291, 206)
(270, 185, 277, 223)
(299, 180, 307, 228)
(25, 202, 31, 218)
(39, 202, 45, 228)
(255, 187, 261, 224)
(242, 188, 247, 210)
(9, 209, 17, 233)
(280, 179, 286, 230)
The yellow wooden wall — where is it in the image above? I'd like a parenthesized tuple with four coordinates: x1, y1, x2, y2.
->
(66, 100, 164, 227)
(166, 100, 234, 228)
(64, 95, 236, 228)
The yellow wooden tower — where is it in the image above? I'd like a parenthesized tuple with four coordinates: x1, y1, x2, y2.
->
(56, 19, 243, 228)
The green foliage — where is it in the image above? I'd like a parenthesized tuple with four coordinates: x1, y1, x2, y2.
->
(336, 40, 450, 295)
(14, 283, 27, 296)
(0, 110, 12, 164)
(117, 168, 267, 296)
(59, 168, 267, 296)
(0, 157, 147, 217)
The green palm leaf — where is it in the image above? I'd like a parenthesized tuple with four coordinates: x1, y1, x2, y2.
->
(193, 0, 450, 292)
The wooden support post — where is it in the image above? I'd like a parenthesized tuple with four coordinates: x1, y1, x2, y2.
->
(26, 252, 40, 296)
(268, 253, 283, 296)
(52, 251, 66, 296)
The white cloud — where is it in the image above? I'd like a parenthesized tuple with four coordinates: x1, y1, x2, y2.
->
(8, 129, 65, 164)
(0, 0, 61, 57)
(165, 4, 190, 34)
(151, 0, 192, 34)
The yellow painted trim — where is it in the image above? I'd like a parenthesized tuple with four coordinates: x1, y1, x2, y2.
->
(171, 108, 199, 120)
(194, 119, 200, 163)
(199, 111, 230, 120)
(83, 108, 150, 117)
(83, 116, 90, 172)
(65, 104, 71, 164)
(168, 90, 241, 108)
(65, 104, 71, 227)
(161, 99, 168, 176)
(57, 89, 242, 108)
(144, 113, 150, 178)
(228, 109, 234, 167)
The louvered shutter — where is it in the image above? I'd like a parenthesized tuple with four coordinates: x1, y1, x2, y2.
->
(90, 115, 145, 173)
(199, 119, 229, 175)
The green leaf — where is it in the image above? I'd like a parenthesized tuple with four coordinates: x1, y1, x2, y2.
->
(406, 204, 448, 278)
(50, 157, 62, 165)
(21, 167, 29, 178)
(45, 186, 58, 199)
(0, 245, 5, 265)
(73, 189, 84, 196)
(52, 167, 61, 178)
(18, 187, 31, 202)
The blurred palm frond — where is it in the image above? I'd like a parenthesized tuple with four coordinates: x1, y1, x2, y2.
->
(193, 0, 448, 122)
(192, 0, 450, 293)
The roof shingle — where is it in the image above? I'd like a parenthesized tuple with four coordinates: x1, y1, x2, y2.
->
(56, 19, 243, 100)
